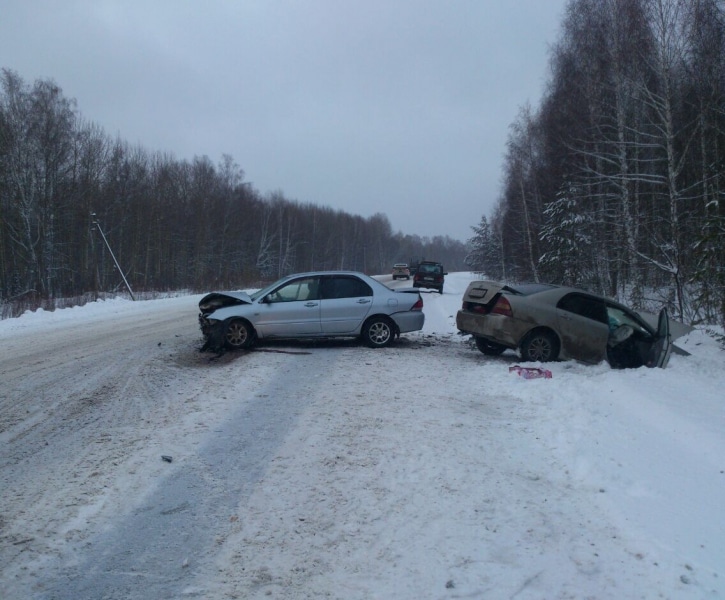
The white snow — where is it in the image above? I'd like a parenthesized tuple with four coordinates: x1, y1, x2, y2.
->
(1, 272, 723, 599)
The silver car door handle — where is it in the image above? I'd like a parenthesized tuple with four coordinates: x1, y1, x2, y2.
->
(357, 299, 371, 304)
(304, 302, 319, 307)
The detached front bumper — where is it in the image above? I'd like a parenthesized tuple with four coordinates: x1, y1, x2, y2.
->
(199, 314, 225, 351)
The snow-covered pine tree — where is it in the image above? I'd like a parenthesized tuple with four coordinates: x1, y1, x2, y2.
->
(465, 215, 502, 278)
(539, 187, 595, 287)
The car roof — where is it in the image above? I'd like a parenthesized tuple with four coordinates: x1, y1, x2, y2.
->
(275, 270, 390, 289)
(507, 282, 558, 295)
(509, 282, 642, 312)
(470, 280, 654, 327)
(280, 270, 367, 278)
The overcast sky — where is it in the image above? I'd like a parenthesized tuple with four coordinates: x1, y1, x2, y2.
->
(1, 1, 567, 241)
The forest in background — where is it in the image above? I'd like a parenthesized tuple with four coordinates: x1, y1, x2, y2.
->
(3, 0, 725, 328)
(466, 0, 725, 327)
(0, 70, 467, 318)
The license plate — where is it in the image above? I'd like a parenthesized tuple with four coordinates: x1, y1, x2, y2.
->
(424, 277, 433, 281)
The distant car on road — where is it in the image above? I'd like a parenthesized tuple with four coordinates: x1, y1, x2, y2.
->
(456, 280, 672, 368)
(199, 271, 425, 351)
(413, 261, 446, 293)
(392, 263, 410, 280)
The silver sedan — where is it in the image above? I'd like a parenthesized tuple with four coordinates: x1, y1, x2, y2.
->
(199, 271, 425, 350)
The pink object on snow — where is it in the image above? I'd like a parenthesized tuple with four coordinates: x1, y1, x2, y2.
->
(509, 365, 552, 379)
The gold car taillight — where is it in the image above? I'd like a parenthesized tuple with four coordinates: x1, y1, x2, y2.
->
(491, 296, 513, 317)
(462, 299, 488, 314)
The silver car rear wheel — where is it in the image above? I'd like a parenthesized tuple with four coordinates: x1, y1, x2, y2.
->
(362, 317, 394, 348)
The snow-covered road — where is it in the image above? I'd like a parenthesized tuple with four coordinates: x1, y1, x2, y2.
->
(1, 273, 723, 599)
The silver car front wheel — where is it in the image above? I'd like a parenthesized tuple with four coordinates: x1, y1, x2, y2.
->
(224, 319, 256, 350)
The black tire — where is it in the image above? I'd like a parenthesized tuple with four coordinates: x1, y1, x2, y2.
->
(520, 330, 559, 362)
(361, 316, 395, 348)
(438, 286, 444, 294)
(475, 336, 507, 356)
(224, 319, 256, 349)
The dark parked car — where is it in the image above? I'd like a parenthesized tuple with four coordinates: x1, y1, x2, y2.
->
(413, 261, 446, 293)
(199, 271, 425, 351)
(456, 280, 672, 368)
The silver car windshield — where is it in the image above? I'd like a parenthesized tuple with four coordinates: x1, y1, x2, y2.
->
(249, 276, 292, 301)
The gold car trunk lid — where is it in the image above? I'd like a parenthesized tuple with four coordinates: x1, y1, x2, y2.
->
(462, 280, 506, 305)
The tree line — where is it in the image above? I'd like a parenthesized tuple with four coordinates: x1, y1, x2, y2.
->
(467, 0, 725, 327)
(0, 69, 467, 316)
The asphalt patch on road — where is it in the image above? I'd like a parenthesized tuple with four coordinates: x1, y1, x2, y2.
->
(37, 364, 314, 600)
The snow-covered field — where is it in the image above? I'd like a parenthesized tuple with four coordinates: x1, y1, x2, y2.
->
(1, 272, 723, 599)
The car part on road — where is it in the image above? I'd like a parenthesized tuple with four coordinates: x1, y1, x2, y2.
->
(509, 365, 553, 379)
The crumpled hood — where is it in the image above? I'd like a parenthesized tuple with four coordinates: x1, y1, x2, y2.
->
(199, 291, 253, 314)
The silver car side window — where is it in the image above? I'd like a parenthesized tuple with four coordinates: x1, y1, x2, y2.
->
(321, 276, 372, 299)
(270, 277, 319, 302)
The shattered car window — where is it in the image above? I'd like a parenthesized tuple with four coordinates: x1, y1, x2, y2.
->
(606, 306, 650, 336)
